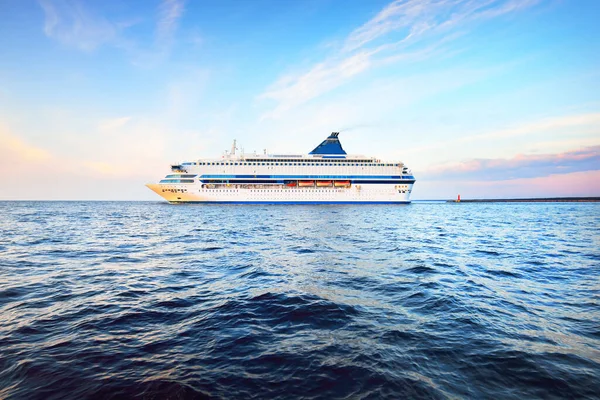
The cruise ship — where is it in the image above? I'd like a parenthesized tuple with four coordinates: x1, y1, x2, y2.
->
(146, 132, 415, 204)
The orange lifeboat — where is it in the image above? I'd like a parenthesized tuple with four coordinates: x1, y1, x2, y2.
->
(316, 181, 333, 187)
(298, 181, 315, 187)
(285, 181, 297, 187)
(334, 180, 351, 187)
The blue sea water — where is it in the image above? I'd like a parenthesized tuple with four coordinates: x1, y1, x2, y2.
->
(0, 201, 599, 399)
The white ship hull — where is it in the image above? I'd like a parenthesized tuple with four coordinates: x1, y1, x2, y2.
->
(147, 182, 412, 204)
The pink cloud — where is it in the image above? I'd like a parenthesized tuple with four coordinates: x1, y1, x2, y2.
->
(414, 170, 600, 200)
(423, 146, 600, 181)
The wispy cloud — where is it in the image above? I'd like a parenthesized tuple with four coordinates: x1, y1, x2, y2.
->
(343, 0, 539, 52)
(422, 145, 600, 181)
(156, 0, 185, 49)
(468, 113, 600, 143)
(405, 112, 600, 155)
(38, 0, 186, 62)
(0, 123, 51, 163)
(38, 0, 119, 51)
(258, 50, 375, 119)
(258, 0, 540, 119)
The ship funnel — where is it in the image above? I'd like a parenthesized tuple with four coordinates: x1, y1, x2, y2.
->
(309, 132, 346, 155)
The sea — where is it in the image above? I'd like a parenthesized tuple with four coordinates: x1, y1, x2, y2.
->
(0, 201, 599, 399)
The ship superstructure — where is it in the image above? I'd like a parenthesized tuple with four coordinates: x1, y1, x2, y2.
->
(146, 132, 415, 204)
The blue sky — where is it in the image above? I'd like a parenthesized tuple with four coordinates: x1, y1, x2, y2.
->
(0, 0, 599, 200)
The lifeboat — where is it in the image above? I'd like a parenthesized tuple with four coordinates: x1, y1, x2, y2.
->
(334, 180, 351, 187)
(316, 181, 333, 187)
(285, 181, 297, 187)
(298, 181, 315, 187)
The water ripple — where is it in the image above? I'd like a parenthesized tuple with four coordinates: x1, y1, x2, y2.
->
(0, 201, 599, 399)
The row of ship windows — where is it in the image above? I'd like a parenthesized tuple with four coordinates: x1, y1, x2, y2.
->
(160, 179, 195, 183)
(182, 162, 402, 167)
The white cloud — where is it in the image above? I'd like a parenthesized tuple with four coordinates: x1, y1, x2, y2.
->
(38, 0, 186, 63)
(156, 0, 185, 47)
(404, 112, 600, 156)
(38, 0, 119, 51)
(258, 0, 541, 119)
(258, 50, 375, 119)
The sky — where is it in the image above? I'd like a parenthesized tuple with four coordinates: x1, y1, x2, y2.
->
(0, 0, 599, 200)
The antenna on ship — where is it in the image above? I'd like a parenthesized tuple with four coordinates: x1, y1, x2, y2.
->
(231, 139, 237, 156)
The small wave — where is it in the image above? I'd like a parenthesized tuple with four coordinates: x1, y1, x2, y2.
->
(485, 269, 521, 278)
(152, 298, 194, 309)
(405, 265, 436, 274)
(103, 255, 143, 263)
(116, 289, 147, 298)
(200, 246, 223, 252)
(476, 249, 501, 256)
(292, 247, 316, 254)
